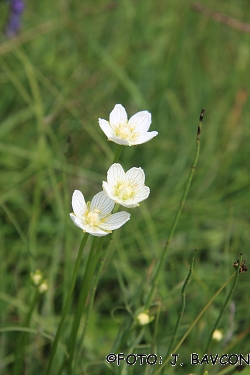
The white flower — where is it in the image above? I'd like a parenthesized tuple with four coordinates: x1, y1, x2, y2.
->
(98, 104, 158, 146)
(102, 163, 150, 208)
(212, 329, 223, 342)
(136, 310, 154, 325)
(70, 190, 130, 237)
(38, 280, 48, 294)
(137, 313, 150, 326)
(30, 270, 43, 286)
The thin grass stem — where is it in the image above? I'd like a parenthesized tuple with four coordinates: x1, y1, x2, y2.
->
(200, 253, 243, 372)
(145, 110, 205, 309)
(154, 272, 235, 375)
(166, 248, 198, 358)
(80, 237, 114, 345)
(144, 302, 162, 375)
(66, 237, 105, 374)
(12, 289, 40, 375)
(46, 232, 89, 375)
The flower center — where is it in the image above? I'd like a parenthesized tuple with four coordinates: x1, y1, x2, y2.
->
(113, 122, 139, 141)
(85, 208, 101, 227)
(116, 182, 134, 200)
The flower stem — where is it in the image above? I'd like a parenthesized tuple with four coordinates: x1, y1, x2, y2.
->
(145, 109, 205, 309)
(154, 272, 235, 375)
(166, 248, 198, 358)
(113, 144, 123, 163)
(13, 289, 40, 375)
(66, 237, 105, 374)
(46, 232, 89, 375)
(80, 236, 114, 345)
(203, 253, 243, 358)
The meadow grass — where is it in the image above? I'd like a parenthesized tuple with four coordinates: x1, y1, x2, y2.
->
(0, 1, 250, 374)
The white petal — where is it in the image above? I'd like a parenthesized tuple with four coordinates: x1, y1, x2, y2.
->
(126, 167, 145, 187)
(102, 182, 117, 202)
(98, 119, 115, 138)
(90, 191, 114, 218)
(115, 199, 138, 208)
(70, 213, 85, 230)
(86, 226, 110, 237)
(107, 163, 125, 187)
(72, 190, 87, 218)
(110, 104, 127, 126)
(108, 136, 131, 146)
(128, 111, 151, 132)
(100, 212, 130, 230)
(134, 186, 150, 201)
(136, 131, 158, 145)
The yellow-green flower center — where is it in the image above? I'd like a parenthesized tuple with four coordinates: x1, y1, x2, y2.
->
(84, 208, 101, 227)
(115, 182, 134, 200)
(113, 122, 139, 141)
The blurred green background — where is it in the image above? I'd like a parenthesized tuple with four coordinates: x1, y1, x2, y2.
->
(0, 0, 250, 374)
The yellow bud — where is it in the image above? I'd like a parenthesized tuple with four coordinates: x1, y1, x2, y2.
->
(212, 329, 223, 341)
(38, 280, 48, 294)
(137, 312, 150, 326)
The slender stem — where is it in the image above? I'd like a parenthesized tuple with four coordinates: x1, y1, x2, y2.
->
(144, 303, 161, 375)
(66, 237, 104, 374)
(46, 232, 89, 375)
(112, 144, 123, 163)
(80, 236, 114, 344)
(13, 289, 40, 375)
(204, 253, 243, 355)
(154, 272, 235, 375)
(145, 110, 205, 309)
(166, 248, 198, 358)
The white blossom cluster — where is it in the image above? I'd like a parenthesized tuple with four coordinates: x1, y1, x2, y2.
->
(70, 104, 158, 236)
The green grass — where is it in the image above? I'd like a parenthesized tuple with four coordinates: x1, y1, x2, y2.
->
(0, 1, 250, 374)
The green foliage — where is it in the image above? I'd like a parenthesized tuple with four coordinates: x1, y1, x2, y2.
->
(0, 0, 250, 374)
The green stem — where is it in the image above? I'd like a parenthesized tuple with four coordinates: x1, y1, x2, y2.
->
(166, 248, 198, 358)
(66, 237, 104, 374)
(46, 232, 89, 375)
(145, 109, 205, 309)
(80, 236, 114, 344)
(203, 253, 243, 355)
(154, 272, 235, 375)
(144, 302, 162, 375)
(13, 289, 40, 375)
(112, 144, 123, 163)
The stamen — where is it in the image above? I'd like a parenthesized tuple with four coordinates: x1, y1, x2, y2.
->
(114, 122, 139, 142)
(85, 211, 100, 226)
(116, 182, 134, 200)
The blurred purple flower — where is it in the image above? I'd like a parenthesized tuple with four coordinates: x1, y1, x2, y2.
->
(5, 0, 25, 38)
